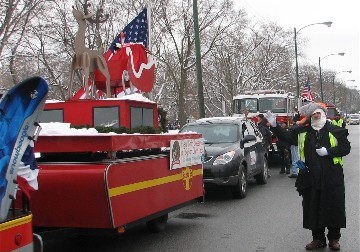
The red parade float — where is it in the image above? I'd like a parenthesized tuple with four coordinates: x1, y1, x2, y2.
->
(1, 2, 204, 251)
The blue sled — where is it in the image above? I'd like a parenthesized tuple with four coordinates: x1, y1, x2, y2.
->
(0, 76, 48, 222)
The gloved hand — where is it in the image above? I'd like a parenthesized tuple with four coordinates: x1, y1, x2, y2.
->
(265, 111, 276, 127)
(296, 160, 306, 170)
(316, 147, 328, 156)
(296, 160, 308, 172)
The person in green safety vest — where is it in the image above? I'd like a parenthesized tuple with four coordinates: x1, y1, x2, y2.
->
(332, 113, 346, 128)
(265, 102, 351, 251)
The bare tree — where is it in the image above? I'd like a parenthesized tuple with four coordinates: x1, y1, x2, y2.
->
(240, 22, 293, 92)
(152, 0, 238, 125)
(202, 12, 250, 116)
(0, 0, 47, 55)
(0, 0, 50, 88)
(0, 0, 357, 118)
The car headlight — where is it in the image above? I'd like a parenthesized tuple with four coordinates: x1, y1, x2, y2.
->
(213, 150, 236, 165)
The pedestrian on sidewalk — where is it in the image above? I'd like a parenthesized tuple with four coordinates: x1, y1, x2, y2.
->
(265, 102, 351, 251)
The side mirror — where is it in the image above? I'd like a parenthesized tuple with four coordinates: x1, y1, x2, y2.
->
(240, 134, 256, 149)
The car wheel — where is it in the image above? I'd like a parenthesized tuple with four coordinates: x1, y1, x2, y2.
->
(231, 165, 247, 199)
(146, 213, 168, 233)
(255, 157, 268, 185)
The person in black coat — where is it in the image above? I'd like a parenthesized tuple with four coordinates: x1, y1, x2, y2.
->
(265, 103, 351, 251)
(257, 114, 272, 151)
(293, 106, 301, 123)
(276, 121, 291, 174)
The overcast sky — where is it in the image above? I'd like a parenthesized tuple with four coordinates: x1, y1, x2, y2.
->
(235, 0, 359, 90)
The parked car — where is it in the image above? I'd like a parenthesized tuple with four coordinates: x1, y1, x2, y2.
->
(179, 117, 269, 199)
(348, 114, 360, 125)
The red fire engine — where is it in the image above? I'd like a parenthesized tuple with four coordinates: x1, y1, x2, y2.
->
(232, 90, 297, 157)
(232, 90, 296, 124)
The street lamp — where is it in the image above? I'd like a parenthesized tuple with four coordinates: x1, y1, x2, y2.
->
(344, 80, 355, 114)
(294, 21, 332, 107)
(319, 52, 345, 102)
(193, 0, 205, 119)
(332, 70, 352, 104)
(346, 79, 356, 88)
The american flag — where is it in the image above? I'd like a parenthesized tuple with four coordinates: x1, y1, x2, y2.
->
(110, 8, 148, 52)
(301, 78, 314, 101)
(17, 141, 39, 199)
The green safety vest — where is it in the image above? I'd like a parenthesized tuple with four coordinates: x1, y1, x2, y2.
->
(332, 118, 344, 127)
(298, 132, 343, 166)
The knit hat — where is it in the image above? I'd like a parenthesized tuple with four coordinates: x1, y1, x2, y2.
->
(299, 102, 327, 117)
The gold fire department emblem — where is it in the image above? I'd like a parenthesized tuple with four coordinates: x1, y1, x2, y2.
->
(182, 167, 193, 190)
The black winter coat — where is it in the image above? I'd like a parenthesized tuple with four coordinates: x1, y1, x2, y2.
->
(257, 123, 272, 149)
(271, 121, 351, 230)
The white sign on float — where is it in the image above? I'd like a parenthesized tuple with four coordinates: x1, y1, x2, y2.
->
(170, 138, 205, 170)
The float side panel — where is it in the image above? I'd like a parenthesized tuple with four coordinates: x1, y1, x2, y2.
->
(107, 158, 203, 227)
(31, 164, 112, 228)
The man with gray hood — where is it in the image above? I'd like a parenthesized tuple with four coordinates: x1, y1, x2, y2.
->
(265, 102, 351, 251)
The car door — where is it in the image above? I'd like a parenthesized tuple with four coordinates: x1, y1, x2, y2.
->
(247, 121, 265, 173)
(241, 122, 258, 176)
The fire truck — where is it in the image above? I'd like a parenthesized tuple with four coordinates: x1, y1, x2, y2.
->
(232, 90, 296, 124)
(232, 90, 296, 160)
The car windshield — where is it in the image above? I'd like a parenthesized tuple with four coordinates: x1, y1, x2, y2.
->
(180, 124, 239, 144)
(350, 115, 359, 119)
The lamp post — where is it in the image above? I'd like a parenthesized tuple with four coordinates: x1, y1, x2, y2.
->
(193, 0, 205, 119)
(332, 70, 352, 104)
(294, 21, 332, 107)
(319, 52, 345, 102)
(344, 80, 355, 114)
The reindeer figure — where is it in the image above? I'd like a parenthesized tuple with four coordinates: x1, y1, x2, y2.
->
(68, 1, 110, 99)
